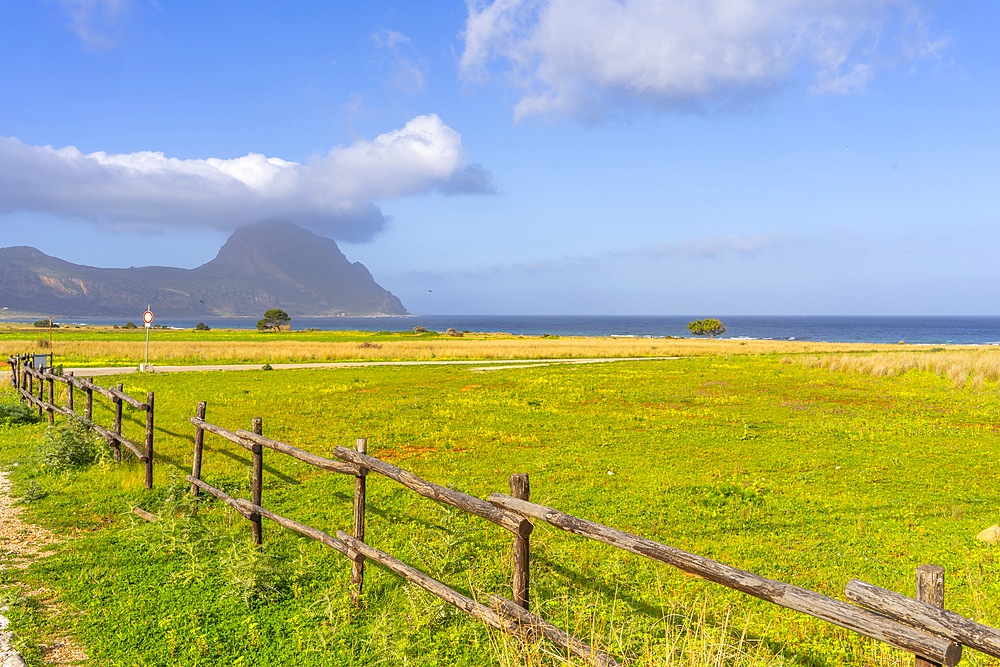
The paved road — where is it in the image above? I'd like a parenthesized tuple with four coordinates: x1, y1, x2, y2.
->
(52, 357, 675, 377)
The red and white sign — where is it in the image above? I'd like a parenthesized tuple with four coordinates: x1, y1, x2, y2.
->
(143, 309, 154, 325)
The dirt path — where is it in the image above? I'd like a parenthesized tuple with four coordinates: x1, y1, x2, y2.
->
(0, 470, 86, 666)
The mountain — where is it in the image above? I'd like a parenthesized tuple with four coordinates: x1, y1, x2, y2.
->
(0, 222, 409, 318)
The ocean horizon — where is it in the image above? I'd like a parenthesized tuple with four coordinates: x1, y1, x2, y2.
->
(13, 314, 1000, 346)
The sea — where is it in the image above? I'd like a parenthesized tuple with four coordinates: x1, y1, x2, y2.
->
(32, 315, 1000, 346)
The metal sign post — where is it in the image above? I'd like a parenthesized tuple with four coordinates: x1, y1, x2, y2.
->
(143, 307, 154, 370)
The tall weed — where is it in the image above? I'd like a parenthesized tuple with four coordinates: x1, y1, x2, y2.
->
(38, 418, 110, 471)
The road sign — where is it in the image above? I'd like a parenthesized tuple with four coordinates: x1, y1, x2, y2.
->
(143, 307, 153, 369)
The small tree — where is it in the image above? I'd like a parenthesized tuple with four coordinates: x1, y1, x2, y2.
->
(194, 322, 211, 331)
(257, 308, 291, 332)
(687, 318, 727, 339)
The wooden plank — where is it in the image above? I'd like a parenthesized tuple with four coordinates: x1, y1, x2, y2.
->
(235, 499, 349, 558)
(144, 392, 154, 489)
(336, 530, 508, 629)
(189, 416, 254, 452)
(489, 494, 961, 667)
(846, 578, 1000, 660)
(91, 423, 146, 460)
(489, 595, 620, 667)
(333, 447, 532, 539)
(113, 383, 123, 461)
(75, 377, 117, 401)
(236, 429, 361, 475)
(52, 404, 74, 417)
(509, 473, 530, 609)
(915, 565, 945, 667)
(132, 507, 158, 522)
(190, 402, 206, 497)
(185, 476, 253, 519)
(351, 437, 368, 604)
(46, 377, 54, 424)
(335, 531, 618, 667)
(250, 417, 263, 546)
(110, 386, 147, 410)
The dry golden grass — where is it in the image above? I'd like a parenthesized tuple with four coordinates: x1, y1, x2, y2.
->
(796, 347, 1000, 387)
(1, 335, 917, 366)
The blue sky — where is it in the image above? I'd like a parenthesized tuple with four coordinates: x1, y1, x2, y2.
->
(1, 1, 997, 316)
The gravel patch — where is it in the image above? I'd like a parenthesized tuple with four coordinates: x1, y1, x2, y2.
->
(0, 470, 87, 665)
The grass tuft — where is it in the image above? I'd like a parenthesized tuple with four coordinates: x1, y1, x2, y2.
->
(38, 418, 111, 471)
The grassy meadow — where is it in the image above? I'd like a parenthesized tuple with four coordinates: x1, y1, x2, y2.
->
(0, 321, 930, 368)
(2, 331, 1000, 665)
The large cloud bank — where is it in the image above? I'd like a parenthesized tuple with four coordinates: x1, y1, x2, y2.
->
(461, 0, 945, 120)
(0, 114, 494, 241)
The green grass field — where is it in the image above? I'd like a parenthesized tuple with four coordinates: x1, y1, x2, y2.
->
(2, 353, 999, 665)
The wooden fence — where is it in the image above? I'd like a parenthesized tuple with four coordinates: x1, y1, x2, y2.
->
(7, 353, 155, 489)
(185, 404, 1000, 667)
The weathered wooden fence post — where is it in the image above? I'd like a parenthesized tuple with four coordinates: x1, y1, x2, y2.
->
(144, 391, 155, 490)
(915, 564, 945, 667)
(85, 380, 93, 423)
(251, 417, 263, 546)
(66, 372, 74, 414)
(46, 373, 54, 424)
(351, 437, 368, 604)
(190, 401, 206, 497)
(113, 383, 124, 461)
(510, 472, 531, 609)
(36, 369, 44, 418)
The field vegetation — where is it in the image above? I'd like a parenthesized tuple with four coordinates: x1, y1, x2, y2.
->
(798, 348, 1000, 388)
(1, 335, 1000, 665)
(0, 322, 927, 367)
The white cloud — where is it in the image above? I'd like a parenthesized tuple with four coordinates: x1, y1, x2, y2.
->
(373, 27, 427, 94)
(461, 0, 945, 120)
(59, 0, 134, 51)
(373, 28, 412, 50)
(0, 115, 494, 242)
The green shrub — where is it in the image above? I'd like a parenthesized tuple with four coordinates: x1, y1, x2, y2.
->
(0, 402, 43, 427)
(39, 418, 110, 472)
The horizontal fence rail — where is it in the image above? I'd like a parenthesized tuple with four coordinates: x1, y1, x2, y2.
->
(333, 446, 532, 539)
(487, 494, 962, 666)
(7, 353, 155, 489)
(182, 407, 1000, 667)
(846, 578, 1000, 659)
(187, 407, 608, 663)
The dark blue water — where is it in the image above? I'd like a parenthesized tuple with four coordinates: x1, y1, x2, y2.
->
(43, 315, 1000, 345)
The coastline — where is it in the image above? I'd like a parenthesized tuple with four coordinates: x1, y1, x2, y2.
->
(2, 314, 1000, 345)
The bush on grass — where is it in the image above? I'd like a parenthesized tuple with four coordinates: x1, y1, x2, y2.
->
(0, 402, 43, 428)
(39, 418, 110, 472)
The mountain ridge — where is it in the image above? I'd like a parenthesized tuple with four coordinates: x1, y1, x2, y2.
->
(0, 222, 408, 318)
